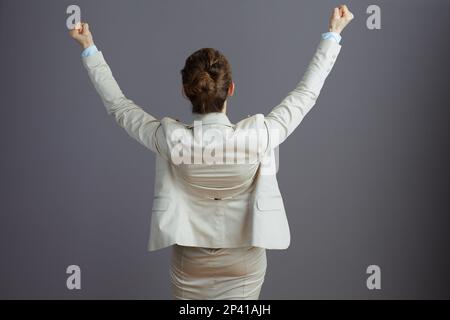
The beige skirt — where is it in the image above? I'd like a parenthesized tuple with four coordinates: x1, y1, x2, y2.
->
(170, 244, 267, 300)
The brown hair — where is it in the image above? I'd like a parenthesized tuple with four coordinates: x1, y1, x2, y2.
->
(181, 48, 232, 114)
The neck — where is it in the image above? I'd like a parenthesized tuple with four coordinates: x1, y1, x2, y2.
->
(222, 101, 227, 114)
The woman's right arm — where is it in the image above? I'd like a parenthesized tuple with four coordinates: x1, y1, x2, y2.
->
(264, 5, 354, 149)
(69, 23, 164, 155)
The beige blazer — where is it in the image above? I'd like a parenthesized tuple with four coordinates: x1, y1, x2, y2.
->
(82, 38, 342, 251)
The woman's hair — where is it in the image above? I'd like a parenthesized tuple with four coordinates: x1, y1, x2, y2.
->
(181, 48, 232, 114)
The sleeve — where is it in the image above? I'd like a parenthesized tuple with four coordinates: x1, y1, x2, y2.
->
(81, 51, 164, 154)
(321, 32, 342, 44)
(263, 37, 342, 150)
(81, 45, 99, 57)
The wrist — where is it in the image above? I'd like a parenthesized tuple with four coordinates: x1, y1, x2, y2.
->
(328, 27, 341, 34)
(81, 41, 95, 50)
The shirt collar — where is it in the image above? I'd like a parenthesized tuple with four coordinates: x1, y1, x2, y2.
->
(189, 112, 233, 127)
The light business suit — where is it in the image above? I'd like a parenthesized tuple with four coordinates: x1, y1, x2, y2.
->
(81, 38, 342, 252)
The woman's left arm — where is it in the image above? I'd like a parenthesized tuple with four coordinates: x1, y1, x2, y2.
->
(69, 22, 164, 154)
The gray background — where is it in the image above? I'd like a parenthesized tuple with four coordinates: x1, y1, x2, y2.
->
(0, 0, 449, 299)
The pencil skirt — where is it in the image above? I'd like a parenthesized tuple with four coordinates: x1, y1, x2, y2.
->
(170, 244, 267, 300)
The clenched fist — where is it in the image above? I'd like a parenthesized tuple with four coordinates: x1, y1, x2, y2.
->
(69, 22, 94, 49)
(329, 5, 354, 34)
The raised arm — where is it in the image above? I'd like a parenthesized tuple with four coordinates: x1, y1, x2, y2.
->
(264, 5, 354, 149)
(69, 23, 163, 154)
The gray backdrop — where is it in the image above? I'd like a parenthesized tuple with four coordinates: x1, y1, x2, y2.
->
(0, 0, 449, 299)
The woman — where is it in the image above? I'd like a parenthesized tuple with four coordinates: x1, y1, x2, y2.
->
(70, 5, 353, 299)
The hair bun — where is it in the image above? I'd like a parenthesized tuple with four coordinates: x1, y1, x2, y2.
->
(195, 71, 216, 94)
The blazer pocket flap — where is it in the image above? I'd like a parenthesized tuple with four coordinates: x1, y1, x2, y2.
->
(256, 196, 283, 211)
(152, 197, 170, 211)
